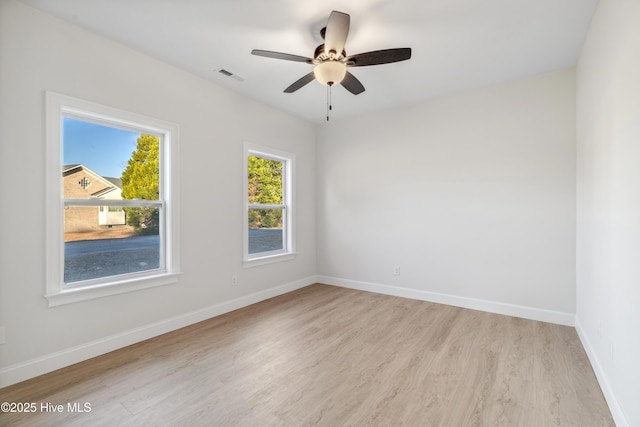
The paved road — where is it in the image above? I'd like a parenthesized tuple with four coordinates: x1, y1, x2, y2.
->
(65, 235, 159, 256)
(248, 229, 283, 254)
(64, 230, 283, 283)
(65, 235, 160, 283)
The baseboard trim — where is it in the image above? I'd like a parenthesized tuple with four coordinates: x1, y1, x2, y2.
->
(318, 275, 575, 326)
(574, 316, 628, 427)
(0, 275, 317, 388)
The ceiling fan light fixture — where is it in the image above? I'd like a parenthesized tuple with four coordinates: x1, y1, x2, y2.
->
(314, 61, 347, 86)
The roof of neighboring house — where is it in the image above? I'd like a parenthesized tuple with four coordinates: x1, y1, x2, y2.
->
(62, 164, 82, 173)
(63, 164, 123, 198)
(103, 177, 122, 189)
(91, 186, 120, 197)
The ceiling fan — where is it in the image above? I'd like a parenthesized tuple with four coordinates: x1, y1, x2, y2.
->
(251, 11, 411, 96)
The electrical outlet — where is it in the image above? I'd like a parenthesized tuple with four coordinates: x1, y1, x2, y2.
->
(231, 275, 238, 286)
(393, 266, 400, 276)
(0, 326, 5, 345)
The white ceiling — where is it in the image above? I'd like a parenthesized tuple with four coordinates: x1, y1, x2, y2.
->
(19, 0, 598, 124)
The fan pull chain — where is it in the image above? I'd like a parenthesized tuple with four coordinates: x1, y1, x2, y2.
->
(326, 83, 334, 121)
(326, 84, 330, 121)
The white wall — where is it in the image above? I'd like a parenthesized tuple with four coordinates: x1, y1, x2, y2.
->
(0, 0, 316, 385)
(317, 70, 577, 322)
(576, 0, 640, 425)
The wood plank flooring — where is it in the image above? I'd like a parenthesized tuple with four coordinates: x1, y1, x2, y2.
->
(0, 284, 614, 426)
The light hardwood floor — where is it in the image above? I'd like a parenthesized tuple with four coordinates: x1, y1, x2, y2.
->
(1, 284, 614, 426)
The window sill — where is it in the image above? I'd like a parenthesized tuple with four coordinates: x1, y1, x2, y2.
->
(243, 252, 296, 268)
(45, 272, 181, 307)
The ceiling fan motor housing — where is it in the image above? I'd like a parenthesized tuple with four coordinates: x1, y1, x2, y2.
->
(314, 44, 346, 62)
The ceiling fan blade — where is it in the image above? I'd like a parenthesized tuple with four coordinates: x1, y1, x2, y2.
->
(341, 71, 365, 95)
(346, 48, 412, 67)
(324, 11, 350, 57)
(284, 72, 316, 93)
(251, 49, 313, 64)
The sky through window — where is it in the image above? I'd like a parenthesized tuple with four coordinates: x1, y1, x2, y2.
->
(63, 117, 140, 178)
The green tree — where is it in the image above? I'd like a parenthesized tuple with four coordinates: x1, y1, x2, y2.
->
(121, 134, 160, 234)
(248, 155, 283, 229)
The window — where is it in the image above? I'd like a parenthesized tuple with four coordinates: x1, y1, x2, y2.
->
(45, 92, 180, 306)
(243, 143, 295, 267)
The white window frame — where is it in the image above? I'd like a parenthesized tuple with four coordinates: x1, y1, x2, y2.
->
(45, 92, 181, 306)
(243, 142, 296, 267)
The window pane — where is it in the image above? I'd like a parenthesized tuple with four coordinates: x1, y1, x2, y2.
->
(248, 155, 283, 204)
(248, 208, 283, 254)
(62, 117, 163, 284)
(64, 207, 161, 283)
(63, 118, 160, 201)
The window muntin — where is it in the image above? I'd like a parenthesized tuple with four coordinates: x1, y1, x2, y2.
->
(243, 144, 295, 266)
(46, 93, 180, 306)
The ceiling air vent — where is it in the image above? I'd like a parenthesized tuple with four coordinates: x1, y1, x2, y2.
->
(216, 68, 244, 82)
